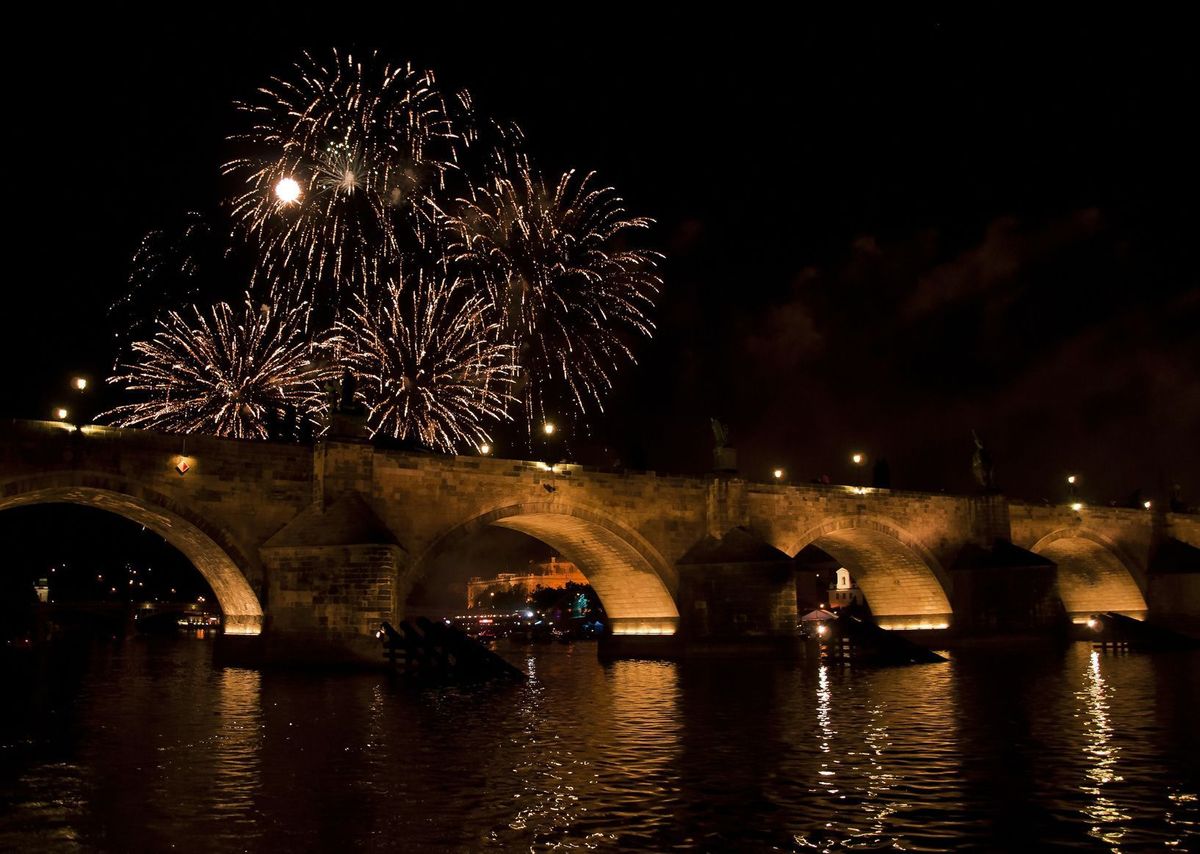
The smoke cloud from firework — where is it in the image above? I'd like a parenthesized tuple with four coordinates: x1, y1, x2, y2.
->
(108, 49, 661, 449)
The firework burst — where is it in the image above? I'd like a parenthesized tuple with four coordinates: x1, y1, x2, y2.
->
(224, 50, 459, 310)
(445, 153, 661, 425)
(335, 271, 515, 453)
(103, 297, 333, 439)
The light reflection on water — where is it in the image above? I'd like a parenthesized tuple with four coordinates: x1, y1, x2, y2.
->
(0, 639, 1196, 851)
(1080, 649, 1128, 847)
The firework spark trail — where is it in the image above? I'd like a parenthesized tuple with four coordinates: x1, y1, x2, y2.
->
(111, 50, 663, 447)
(102, 298, 334, 439)
(335, 271, 516, 453)
(223, 49, 460, 312)
(445, 151, 662, 426)
(109, 213, 225, 349)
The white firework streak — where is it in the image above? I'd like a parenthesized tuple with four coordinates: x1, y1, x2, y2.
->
(103, 297, 334, 438)
(335, 271, 516, 453)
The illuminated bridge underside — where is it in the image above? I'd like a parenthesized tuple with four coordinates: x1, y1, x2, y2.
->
(0, 484, 263, 635)
(1037, 537, 1147, 620)
(491, 513, 680, 635)
(810, 528, 952, 630)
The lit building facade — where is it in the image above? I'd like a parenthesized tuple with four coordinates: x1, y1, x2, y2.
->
(466, 557, 587, 609)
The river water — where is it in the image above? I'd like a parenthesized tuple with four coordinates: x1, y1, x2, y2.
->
(1, 638, 1196, 852)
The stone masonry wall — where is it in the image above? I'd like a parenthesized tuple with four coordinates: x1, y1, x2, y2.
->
(262, 544, 399, 639)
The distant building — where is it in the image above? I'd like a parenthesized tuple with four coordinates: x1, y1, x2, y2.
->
(828, 567, 866, 610)
(467, 557, 587, 609)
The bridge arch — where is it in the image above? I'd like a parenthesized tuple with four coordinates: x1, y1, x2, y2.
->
(1030, 528, 1147, 621)
(785, 515, 953, 629)
(0, 471, 264, 634)
(408, 500, 680, 635)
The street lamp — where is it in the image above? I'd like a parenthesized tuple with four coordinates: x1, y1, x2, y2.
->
(851, 452, 865, 466)
(542, 422, 556, 436)
(1066, 475, 1077, 485)
(773, 468, 784, 480)
(479, 443, 491, 456)
(1143, 500, 1152, 510)
(1071, 502, 1084, 512)
(54, 407, 68, 421)
(71, 376, 88, 391)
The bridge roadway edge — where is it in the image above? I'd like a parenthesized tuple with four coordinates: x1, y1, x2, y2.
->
(2, 420, 1198, 666)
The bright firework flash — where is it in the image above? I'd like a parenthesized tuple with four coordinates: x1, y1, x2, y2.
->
(103, 297, 335, 439)
(445, 152, 662, 428)
(223, 50, 460, 313)
(334, 271, 516, 453)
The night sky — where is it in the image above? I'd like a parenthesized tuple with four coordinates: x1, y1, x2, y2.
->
(5, 8, 1198, 511)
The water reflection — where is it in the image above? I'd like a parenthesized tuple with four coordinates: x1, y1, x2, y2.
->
(1, 640, 1195, 851)
(1079, 649, 1130, 847)
(208, 666, 263, 840)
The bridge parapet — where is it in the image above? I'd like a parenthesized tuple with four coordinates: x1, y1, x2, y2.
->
(4, 419, 1198, 659)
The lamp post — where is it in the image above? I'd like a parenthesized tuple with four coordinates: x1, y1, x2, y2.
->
(850, 451, 866, 487)
(539, 419, 563, 473)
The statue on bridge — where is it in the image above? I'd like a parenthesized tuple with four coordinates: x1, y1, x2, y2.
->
(325, 368, 363, 416)
(321, 368, 368, 439)
(711, 418, 737, 473)
(710, 418, 730, 450)
(338, 367, 361, 413)
(971, 430, 996, 491)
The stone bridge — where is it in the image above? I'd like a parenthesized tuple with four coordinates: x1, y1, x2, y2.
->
(2, 419, 1196, 660)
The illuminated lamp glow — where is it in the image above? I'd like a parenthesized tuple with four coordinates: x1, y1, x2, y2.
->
(1071, 502, 1084, 512)
(610, 617, 678, 636)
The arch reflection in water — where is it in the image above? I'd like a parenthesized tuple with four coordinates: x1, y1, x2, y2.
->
(208, 666, 264, 836)
(1079, 650, 1130, 847)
